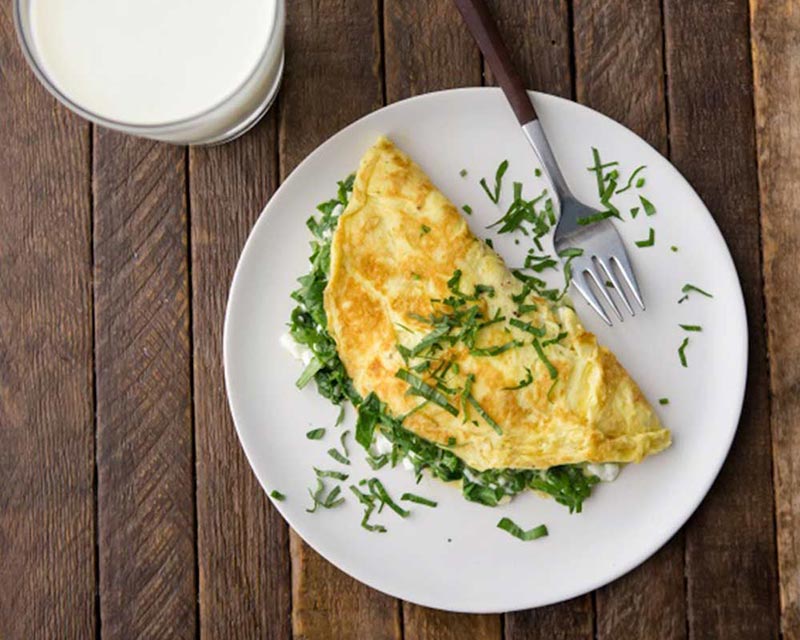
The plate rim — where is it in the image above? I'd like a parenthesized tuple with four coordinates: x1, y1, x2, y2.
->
(223, 87, 749, 613)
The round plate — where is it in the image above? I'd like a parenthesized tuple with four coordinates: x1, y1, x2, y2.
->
(224, 88, 747, 613)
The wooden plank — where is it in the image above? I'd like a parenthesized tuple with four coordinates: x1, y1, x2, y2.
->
(93, 131, 196, 638)
(383, 1, 500, 635)
(485, 0, 572, 99)
(750, 0, 800, 636)
(572, 2, 685, 638)
(384, 0, 480, 101)
(664, 1, 779, 638)
(279, 2, 399, 638)
(0, 5, 96, 637)
(479, 2, 594, 635)
(190, 114, 292, 639)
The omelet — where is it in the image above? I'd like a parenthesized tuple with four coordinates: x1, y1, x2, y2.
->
(324, 137, 670, 472)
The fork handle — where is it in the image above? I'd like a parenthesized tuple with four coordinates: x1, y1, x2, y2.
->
(452, 0, 537, 125)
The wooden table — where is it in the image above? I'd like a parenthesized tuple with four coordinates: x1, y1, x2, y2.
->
(1, 1, 797, 638)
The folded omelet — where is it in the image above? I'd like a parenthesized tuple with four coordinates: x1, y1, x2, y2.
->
(324, 137, 670, 471)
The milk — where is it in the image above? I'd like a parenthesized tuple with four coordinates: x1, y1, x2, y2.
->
(22, 0, 283, 143)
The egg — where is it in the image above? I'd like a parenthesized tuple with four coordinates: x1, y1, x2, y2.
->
(324, 137, 670, 471)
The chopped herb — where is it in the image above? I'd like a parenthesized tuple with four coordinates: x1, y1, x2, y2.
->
(577, 210, 613, 226)
(421, 224, 431, 234)
(630, 206, 640, 219)
(509, 317, 546, 337)
(459, 168, 468, 177)
(497, 517, 549, 541)
(466, 394, 503, 435)
(407, 324, 451, 358)
(396, 369, 459, 416)
(671, 245, 678, 252)
(314, 467, 349, 481)
(659, 398, 670, 405)
(535, 168, 542, 177)
(368, 478, 410, 517)
(470, 340, 522, 357)
(306, 479, 345, 512)
(485, 238, 494, 249)
(366, 453, 389, 470)
(480, 160, 509, 204)
(350, 485, 387, 533)
(557, 247, 584, 259)
(446, 436, 457, 446)
(636, 177, 646, 188)
(410, 273, 421, 281)
(533, 338, 558, 379)
(616, 165, 646, 194)
(529, 465, 598, 513)
(680, 283, 714, 300)
(678, 337, 690, 367)
(327, 448, 350, 465)
(640, 196, 656, 216)
(306, 428, 326, 440)
(680, 324, 703, 332)
(542, 331, 569, 347)
(355, 392, 382, 448)
(588, 147, 619, 198)
(503, 367, 533, 390)
(635, 228, 655, 248)
(270, 490, 286, 501)
(401, 493, 438, 507)
(462, 205, 473, 215)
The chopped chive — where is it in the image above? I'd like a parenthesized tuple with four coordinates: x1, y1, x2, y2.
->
(421, 224, 431, 234)
(497, 517, 548, 541)
(400, 492, 438, 507)
(446, 436, 457, 446)
(470, 340, 522, 357)
(509, 317, 546, 337)
(616, 165, 647, 194)
(542, 331, 569, 347)
(466, 395, 503, 435)
(306, 428, 326, 440)
(327, 448, 350, 465)
(635, 228, 655, 248)
(636, 177, 646, 188)
(680, 324, 702, 332)
(678, 337, 690, 368)
(462, 204, 473, 215)
(577, 210, 613, 226)
(295, 357, 324, 389)
(557, 247, 584, 259)
(306, 478, 324, 513)
(335, 405, 345, 426)
(480, 159, 509, 204)
(459, 168, 468, 177)
(533, 338, 558, 380)
(366, 453, 389, 470)
(270, 490, 286, 501)
(485, 238, 494, 249)
(396, 369, 459, 416)
(630, 206, 640, 219)
(368, 478, 410, 517)
(640, 195, 656, 216)
(535, 168, 542, 177)
(314, 467, 349, 481)
(682, 283, 713, 298)
(658, 398, 670, 405)
(503, 367, 533, 391)
(671, 245, 678, 252)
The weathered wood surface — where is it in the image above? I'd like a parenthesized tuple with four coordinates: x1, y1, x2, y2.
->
(93, 131, 196, 638)
(751, 0, 800, 637)
(0, 4, 96, 637)
(665, 0, 779, 638)
(0, 0, 793, 637)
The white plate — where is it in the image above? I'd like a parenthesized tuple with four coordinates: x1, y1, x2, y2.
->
(224, 88, 747, 613)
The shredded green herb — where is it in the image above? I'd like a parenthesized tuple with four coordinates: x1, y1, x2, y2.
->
(635, 228, 655, 248)
(659, 398, 670, 405)
(678, 283, 714, 304)
(480, 160, 509, 204)
(459, 168, 468, 178)
(640, 195, 656, 216)
(368, 478, 410, 517)
(470, 340, 522, 357)
(396, 369, 459, 416)
(462, 204, 473, 215)
(306, 428, 326, 440)
(532, 338, 558, 379)
(616, 165, 646, 194)
(314, 467, 349, 481)
(497, 517, 548, 541)
(270, 490, 286, 501)
(401, 492, 438, 507)
(679, 324, 702, 332)
(503, 367, 533, 391)
(678, 337, 690, 367)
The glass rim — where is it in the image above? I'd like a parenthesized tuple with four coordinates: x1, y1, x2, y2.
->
(13, 0, 284, 133)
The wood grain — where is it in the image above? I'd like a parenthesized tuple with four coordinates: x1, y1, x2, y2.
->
(572, 2, 685, 638)
(190, 114, 292, 640)
(383, 1, 501, 635)
(750, 0, 800, 636)
(505, 596, 594, 640)
(93, 131, 196, 638)
(384, 0, 480, 101)
(485, 0, 572, 99)
(0, 4, 96, 637)
(664, 0, 779, 637)
(280, 2, 399, 639)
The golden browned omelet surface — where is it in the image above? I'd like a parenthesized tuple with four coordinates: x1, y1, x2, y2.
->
(324, 137, 670, 471)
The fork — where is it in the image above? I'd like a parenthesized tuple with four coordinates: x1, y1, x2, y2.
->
(454, 0, 645, 325)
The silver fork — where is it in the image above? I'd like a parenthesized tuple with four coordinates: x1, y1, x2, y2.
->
(454, 0, 645, 326)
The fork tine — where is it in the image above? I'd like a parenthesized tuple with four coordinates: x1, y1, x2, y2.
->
(571, 269, 613, 326)
(584, 262, 623, 322)
(610, 252, 645, 311)
(595, 257, 635, 316)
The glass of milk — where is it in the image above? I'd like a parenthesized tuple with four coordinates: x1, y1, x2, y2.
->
(14, 0, 285, 145)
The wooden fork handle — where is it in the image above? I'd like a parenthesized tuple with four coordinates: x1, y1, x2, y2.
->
(453, 0, 537, 125)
